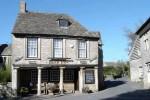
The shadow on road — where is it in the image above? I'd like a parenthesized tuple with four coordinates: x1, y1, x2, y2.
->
(104, 80, 126, 89)
(101, 89, 150, 100)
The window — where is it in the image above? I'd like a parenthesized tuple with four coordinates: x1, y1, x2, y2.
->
(49, 70, 60, 81)
(78, 40, 87, 58)
(59, 19, 69, 28)
(53, 39, 63, 58)
(139, 66, 144, 79)
(42, 70, 48, 82)
(146, 63, 150, 72)
(137, 49, 141, 56)
(27, 38, 38, 58)
(144, 39, 149, 50)
(31, 70, 37, 82)
(85, 70, 95, 84)
(64, 70, 74, 81)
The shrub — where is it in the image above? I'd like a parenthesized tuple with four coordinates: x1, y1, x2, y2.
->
(104, 61, 130, 79)
(82, 87, 93, 93)
(48, 83, 59, 94)
(104, 66, 123, 79)
(103, 66, 116, 75)
(0, 64, 11, 83)
(19, 87, 29, 96)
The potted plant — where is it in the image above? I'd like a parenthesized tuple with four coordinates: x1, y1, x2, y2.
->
(19, 87, 29, 96)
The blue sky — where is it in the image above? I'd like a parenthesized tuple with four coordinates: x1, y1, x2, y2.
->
(0, 0, 149, 61)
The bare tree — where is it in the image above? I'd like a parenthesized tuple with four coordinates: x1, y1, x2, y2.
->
(124, 20, 144, 52)
(124, 28, 136, 52)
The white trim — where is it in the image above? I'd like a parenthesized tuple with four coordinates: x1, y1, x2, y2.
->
(38, 37, 41, 59)
(75, 40, 78, 59)
(79, 67, 84, 93)
(51, 38, 53, 58)
(53, 39, 63, 58)
(25, 37, 41, 59)
(25, 38, 27, 58)
(87, 40, 90, 58)
(63, 39, 66, 58)
(94, 67, 98, 91)
(59, 67, 65, 94)
(37, 67, 42, 95)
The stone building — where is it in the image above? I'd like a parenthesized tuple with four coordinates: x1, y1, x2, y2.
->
(11, 1, 103, 95)
(129, 17, 150, 88)
(0, 44, 11, 68)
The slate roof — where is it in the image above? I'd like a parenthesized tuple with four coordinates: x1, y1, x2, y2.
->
(136, 17, 150, 36)
(12, 12, 100, 39)
(0, 44, 8, 55)
(128, 37, 141, 61)
(1, 45, 11, 56)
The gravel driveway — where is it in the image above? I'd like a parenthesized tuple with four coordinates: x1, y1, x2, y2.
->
(21, 78, 150, 100)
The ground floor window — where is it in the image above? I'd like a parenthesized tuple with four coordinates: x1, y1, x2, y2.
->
(31, 70, 37, 82)
(31, 69, 75, 82)
(85, 70, 95, 84)
(49, 70, 60, 81)
(49, 69, 75, 82)
(42, 70, 48, 82)
(64, 70, 74, 81)
(146, 63, 150, 72)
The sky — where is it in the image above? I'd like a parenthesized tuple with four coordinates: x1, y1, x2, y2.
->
(0, 0, 149, 62)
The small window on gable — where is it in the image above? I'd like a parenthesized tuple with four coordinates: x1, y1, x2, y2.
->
(58, 19, 69, 28)
(144, 39, 149, 50)
(137, 49, 141, 56)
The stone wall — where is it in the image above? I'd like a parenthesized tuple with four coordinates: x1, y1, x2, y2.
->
(140, 30, 150, 88)
(12, 35, 99, 66)
(12, 35, 102, 92)
(130, 59, 142, 82)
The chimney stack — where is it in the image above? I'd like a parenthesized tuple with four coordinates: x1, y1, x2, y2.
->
(20, 0, 26, 13)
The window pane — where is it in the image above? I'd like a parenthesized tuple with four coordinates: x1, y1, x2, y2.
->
(53, 39, 63, 58)
(64, 70, 74, 81)
(145, 39, 149, 50)
(85, 70, 95, 84)
(31, 70, 37, 82)
(42, 70, 48, 82)
(49, 70, 60, 81)
(78, 40, 87, 58)
(27, 38, 38, 58)
(59, 19, 68, 27)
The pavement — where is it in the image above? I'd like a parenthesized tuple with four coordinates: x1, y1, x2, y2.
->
(20, 78, 150, 100)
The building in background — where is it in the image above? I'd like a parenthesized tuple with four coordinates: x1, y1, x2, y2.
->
(129, 17, 150, 88)
(0, 44, 11, 68)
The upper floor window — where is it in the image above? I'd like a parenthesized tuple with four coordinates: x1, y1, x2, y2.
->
(144, 39, 149, 50)
(58, 19, 69, 28)
(78, 40, 87, 58)
(53, 39, 63, 58)
(27, 38, 38, 58)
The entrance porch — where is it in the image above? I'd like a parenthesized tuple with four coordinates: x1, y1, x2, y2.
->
(12, 65, 99, 95)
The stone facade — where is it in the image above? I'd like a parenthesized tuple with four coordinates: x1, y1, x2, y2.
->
(11, 2, 103, 95)
(129, 17, 150, 89)
(140, 30, 150, 88)
(12, 35, 102, 93)
(12, 36, 99, 66)
(130, 58, 143, 82)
